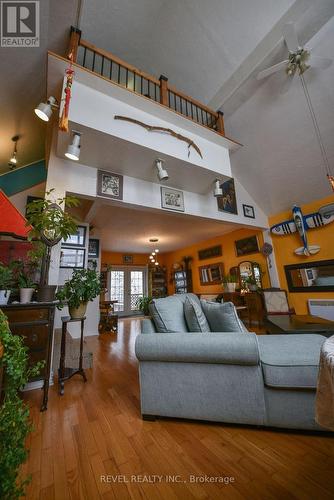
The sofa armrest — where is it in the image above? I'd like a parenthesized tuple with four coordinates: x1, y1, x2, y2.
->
(141, 318, 157, 334)
(135, 332, 260, 365)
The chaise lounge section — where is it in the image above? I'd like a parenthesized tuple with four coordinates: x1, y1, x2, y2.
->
(135, 293, 328, 431)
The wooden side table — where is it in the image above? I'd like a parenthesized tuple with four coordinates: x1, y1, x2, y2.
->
(58, 316, 87, 396)
(99, 300, 118, 333)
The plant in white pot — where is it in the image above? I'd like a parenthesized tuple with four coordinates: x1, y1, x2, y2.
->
(222, 274, 238, 293)
(56, 268, 102, 319)
(0, 263, 13, 305)
(18, 272, 36, 304)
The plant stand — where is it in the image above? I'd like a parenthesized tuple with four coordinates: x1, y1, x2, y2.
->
(58, 316, 87, 396)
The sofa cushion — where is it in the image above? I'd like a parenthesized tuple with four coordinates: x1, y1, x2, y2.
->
(258, 334, 325, 389)
(149, 295, 189, 333)
(200, 300, 247, 333)
(184, 296, 211, 332)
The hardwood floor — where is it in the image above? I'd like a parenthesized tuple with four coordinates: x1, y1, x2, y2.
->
(21, 318, 334, 500)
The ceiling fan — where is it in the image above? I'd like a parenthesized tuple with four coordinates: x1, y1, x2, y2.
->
(256, 23, 332, 88)
(256, 23, 334, 193)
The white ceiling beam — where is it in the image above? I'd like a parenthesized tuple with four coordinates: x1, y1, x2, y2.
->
(208, 0, 334, 113)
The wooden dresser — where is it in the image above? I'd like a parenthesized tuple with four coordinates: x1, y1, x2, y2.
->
(1, 303, 56, 411)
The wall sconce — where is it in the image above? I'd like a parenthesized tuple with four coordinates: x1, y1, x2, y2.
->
(214, 179, 223, 197)
(65, 131, 81, 161)
(34, 96, 59, 122)
(155, 158, 169, 182)
(8, 135, 19, 170)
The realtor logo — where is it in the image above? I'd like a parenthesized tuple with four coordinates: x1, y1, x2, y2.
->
(1, 1, 39, 46)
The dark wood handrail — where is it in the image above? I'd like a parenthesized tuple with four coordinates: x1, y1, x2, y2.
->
(67, 27, 225, 137)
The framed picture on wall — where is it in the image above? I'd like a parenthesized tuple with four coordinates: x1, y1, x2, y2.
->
(235, 235, 259, 257)
(161, 187, 185, 212)
(123, 254, 133, 264)
(60, 248, 85, 268)
(88, 238, 100, 258)
(97, 170, 123, 200)
(243, 204, 255, 219)
(217, 178, 238, 215)
(62, 225, 86, 247)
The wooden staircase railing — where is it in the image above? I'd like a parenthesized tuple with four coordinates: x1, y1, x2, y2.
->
(68, 27, 225, 136)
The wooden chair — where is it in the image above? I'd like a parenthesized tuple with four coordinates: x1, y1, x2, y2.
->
(262, 288, 295, 316)
(243, 292, 264, 328)
(99, 301, 118, 334)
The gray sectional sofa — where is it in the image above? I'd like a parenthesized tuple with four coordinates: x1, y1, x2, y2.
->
(135, 293, 328, 431)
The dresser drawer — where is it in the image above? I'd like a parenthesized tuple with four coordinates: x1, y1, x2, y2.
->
(3, 308, 49, 323)
(4, 308, 49, 323)
(10, 324, 50, 350)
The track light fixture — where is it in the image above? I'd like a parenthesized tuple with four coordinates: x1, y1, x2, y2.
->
(155, 158, 169, 182)
(65, 131, 81, 161)
(214, 179, 223, 197)
(8, 135, 19, 170)
(34, 96, 58, 122)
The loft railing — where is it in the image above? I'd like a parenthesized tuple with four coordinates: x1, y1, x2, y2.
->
(68, 27, 225, 136)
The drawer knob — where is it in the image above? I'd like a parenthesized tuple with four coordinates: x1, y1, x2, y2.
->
(32, 334, 38, 342)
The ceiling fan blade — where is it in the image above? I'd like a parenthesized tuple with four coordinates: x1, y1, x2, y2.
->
(256, 60, 288, 80)
(280, 73, 296, 95)
(282, 23, 299, 52)
(310, 55, 332, 69)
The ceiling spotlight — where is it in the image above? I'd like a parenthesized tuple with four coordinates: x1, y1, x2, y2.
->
(152, 252, 156, 256)
(8, 135, 19, 169)
(155, 158, 169, 182)
(155, 261, 159, 266)
(65, 131, 81, 161)
(34, 96, 58, 122)
(155, 249, 159, 253)
(214, 179, 223, 197)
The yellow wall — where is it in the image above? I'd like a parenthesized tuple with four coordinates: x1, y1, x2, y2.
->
(269, 194, 334, 314)
(160, 228, 270, 296)
(101, 251, 150, 267)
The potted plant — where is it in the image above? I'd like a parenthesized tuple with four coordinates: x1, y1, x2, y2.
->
(246, 276, 258, 292)
(17, 273, 36, 304)
(56, 268, 102, 319)
(0, 264, 13, 305)
(138, 296, 152, 316)
(25, 189, 79, 302)
(222, 274, 238, 293)
(0, 310, 43, 499)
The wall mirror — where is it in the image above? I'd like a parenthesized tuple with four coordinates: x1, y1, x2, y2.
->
(284, 259, 334, 292)
(238, 261, 262, 290)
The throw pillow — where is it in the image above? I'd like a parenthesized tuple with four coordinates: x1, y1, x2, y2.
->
(149, 295, 188, 333)
(200, 300, 247, 333)
(184, 296, 211, 332)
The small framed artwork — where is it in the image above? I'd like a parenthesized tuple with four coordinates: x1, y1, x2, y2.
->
(243, 204, 255, 219)
(60, 248, 85, 268)
(88, 259, 98, 270)
(199, 262, 224, 285)
(235, 235, 259, 257)
(198, 245, 222, 260)
(62, 226, 86, 247)
(97, 170, 123, 200)
(123, 254, 133, 264)
(217, 178, 238, 215)
(88, 238, 100, 258)
(161, 187, 185, 212)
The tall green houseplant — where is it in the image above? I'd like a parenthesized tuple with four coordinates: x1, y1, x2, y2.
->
(0, 310, 42, 499)
(25, 189, 79, 287)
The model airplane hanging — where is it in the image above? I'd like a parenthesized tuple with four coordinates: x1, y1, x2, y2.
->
(270, 204, 334, 256)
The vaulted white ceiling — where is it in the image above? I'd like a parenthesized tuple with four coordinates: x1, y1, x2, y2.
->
(1, 0, 333, 216)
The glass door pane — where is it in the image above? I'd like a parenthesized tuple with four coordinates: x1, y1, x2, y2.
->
(130, 270, 144, 312)
(109, 270, 125, 313)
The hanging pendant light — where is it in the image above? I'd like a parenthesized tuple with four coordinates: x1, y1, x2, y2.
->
(8, 136, 19, 169)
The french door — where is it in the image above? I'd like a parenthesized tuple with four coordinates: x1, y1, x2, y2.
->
(109, 266, 147, 316)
